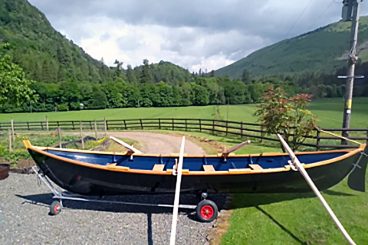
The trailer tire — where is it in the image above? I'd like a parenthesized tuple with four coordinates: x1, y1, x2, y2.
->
(49, 200, 62, 215)
(196, 199, 218, 222)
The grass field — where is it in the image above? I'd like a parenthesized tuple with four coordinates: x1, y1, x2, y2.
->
(0, 97, 367, 128)
(1, 97, 368, 244)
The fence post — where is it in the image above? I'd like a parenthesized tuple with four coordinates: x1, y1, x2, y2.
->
(140, 119, 143, 130)
(123, 120, 127, 130)
(185, 119, 188, 131)
(225, 120, 228, 136)
(158, 119, 161, 129)
(80, 121, 84, 149)
(240, 122, 244, 137)
(57, 127, 62, 148)
(10, 119, 15, 142)
(8, 129, 12, 152)
(104, 118, 107, 136)
(46, 116, 49, 131)
(172, 119, 174, 131)
(212, 120, 215, 135)
(199, 119, 202, 132)
(94, 120, 98, 139)
(316, 129, 321, 151)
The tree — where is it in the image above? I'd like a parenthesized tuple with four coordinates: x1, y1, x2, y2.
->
(255, 87, 317, 150)
(0, 46, 36, 107)
(140, 59, 153, 83)
(241, 69, 251, 83)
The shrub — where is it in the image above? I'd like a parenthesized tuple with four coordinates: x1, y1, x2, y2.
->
(255, 87, 317, 150)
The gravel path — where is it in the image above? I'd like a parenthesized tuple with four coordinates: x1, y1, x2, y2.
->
(0, 173, 225, 244)
(0, 133, 223, 244)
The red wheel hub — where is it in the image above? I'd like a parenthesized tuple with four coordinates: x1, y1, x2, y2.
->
(200, 204, 214, 220)
(54, 204, 61, 213)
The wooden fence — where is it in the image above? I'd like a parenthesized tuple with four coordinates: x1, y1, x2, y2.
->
(0, 118, 367, 149)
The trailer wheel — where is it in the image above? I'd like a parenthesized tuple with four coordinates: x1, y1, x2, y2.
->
(49, 200, 62, 215)
(196, 199, 218, 222)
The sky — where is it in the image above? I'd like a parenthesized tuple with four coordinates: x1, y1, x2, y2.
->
(28, 0, 368, 72)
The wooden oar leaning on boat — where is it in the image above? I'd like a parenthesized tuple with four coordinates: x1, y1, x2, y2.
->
(221, 140, 251, 159)
(109, 136, 143, 154)
(278, 134, 357, 245)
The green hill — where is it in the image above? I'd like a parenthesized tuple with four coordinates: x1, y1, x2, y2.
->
(215, 17, 368, 79)
(0, 0, 113, 82)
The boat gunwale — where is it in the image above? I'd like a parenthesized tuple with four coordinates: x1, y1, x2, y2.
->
(24, 140, 365, 176)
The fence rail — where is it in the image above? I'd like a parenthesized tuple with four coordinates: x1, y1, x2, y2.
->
(1, 118, 367, 149)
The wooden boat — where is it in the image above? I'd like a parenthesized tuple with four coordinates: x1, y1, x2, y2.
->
(23, 140, 367, 196)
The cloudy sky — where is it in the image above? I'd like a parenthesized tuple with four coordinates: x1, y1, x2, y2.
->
(28, 0, 368, 72)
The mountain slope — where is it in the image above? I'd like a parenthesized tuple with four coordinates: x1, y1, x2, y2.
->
(216, 17, 368, 79)
(0, 0, 113, 82)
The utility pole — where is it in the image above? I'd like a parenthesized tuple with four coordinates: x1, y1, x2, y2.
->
(341, 0, 361, 139)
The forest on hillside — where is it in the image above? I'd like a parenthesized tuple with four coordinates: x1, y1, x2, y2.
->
(1, 57, 354, 113)
(1, 0, 367, 113)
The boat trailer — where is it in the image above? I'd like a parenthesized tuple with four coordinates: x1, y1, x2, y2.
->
(32, 166, 219, 222)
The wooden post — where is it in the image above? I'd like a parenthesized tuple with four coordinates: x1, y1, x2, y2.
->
(123, 120, 127, 130)
(158, 119, 161, 129)
(46, 116, 49, 131)
(57, 127, 62, 148)
(94, 120, 98, 139)
(185, 119, 188, 131)
(140, 119, 143, 130)
(80, 121, 84, 149)
(172, 119, 174, 131)
(10, 119, 15, 142)
(225, 120, 228, 136)
(212, 120, 215, 135)
(104, 118, 107, 137)
(8, 129, 12, 152)
(240, 122, 244, 137)
(199, 119, 202, 132)
(316, 129, 321, 151)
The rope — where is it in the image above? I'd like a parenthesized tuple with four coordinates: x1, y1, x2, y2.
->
(316, 127, 362, 145)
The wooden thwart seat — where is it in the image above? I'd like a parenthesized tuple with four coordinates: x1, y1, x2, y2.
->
(203, 165, 215, 172)
(153, 164, 165, 171)
(249, 164, 263, 171)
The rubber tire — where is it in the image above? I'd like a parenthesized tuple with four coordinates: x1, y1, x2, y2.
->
(196, 199, 218, 222)
(49, 200, 62, 215)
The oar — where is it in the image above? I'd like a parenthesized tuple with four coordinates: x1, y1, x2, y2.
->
(315, 127, 362, 145)
(170, 136, 186, 245)
(277, 134, 356, 245)
(109, 136, 143, 154)
(222, 140, 251, 156)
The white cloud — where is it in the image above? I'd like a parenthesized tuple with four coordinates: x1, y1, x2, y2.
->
(28, 0, 368, 71)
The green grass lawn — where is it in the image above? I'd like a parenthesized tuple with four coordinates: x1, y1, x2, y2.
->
(1, 97, 367, 244)
(222, 177, 368, 244)
(0, 97, 367, 128)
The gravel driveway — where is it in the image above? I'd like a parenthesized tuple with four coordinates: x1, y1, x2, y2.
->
(0, 173, 225, 244)
(0, 132, 224, 244)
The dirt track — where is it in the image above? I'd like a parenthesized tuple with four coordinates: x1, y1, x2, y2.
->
(109, 131, 206, 155)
